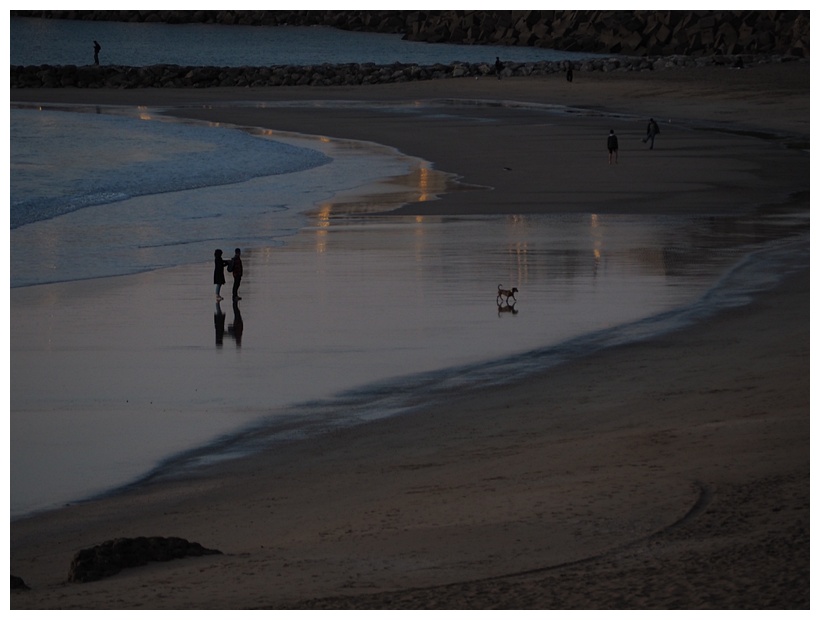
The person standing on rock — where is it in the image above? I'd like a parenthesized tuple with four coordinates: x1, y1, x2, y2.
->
(93, 40, 101, 65)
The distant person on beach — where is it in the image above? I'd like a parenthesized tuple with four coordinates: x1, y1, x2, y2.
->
(643, 117, 660, 149)
(214, 248, 228, 301)
(607, 129, 619, 164)
(495, 56, 503, 80)
(566, 62, 573, 82)
(93, 40, 101, 65)
(230, 248, 243, 301)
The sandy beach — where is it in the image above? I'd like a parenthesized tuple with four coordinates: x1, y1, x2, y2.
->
(10, 61, 810, 609)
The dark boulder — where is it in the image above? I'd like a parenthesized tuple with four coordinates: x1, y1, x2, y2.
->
(11, 575, 30, 590)
(67, 536, 222, 583)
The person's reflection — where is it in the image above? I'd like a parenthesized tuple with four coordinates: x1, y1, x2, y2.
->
(227, 299, 243, 347)
(214, 301, 226, 347)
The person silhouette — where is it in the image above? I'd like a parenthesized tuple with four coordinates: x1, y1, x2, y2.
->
(93, 40, 101, 65)
(213, 249, 228, 301)
(495, 56, 503, 80)
(230, 248, 243, 301)
(607, 129, 619, 165)
(643, 118, 661, 150)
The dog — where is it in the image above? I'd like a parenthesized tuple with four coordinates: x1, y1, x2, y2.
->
(497, 284, 518, 304)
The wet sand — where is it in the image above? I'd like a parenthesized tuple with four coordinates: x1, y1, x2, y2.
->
(9, 62, 810, 609)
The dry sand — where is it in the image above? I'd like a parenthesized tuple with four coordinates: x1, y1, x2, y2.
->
(9, 62, 810, 609)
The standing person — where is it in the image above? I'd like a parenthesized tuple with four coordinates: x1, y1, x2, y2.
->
(566, 62, 573, 82)
(230, 248, 243, 301)
(93, 40, 101, 65)
(495, 56, 503, 80)
(607, 129, 619, 165)
(213, 249, 228, 301)
(643, 117, 660, 149)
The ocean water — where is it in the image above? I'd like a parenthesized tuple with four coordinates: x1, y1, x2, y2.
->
(10, 16, 604, 68)
(10, 107, 332, 230)
(9, 38, 809, 516)
(10, 105, 419, 288)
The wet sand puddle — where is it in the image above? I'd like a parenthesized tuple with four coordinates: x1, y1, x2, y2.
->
(10, 201, 807, 517)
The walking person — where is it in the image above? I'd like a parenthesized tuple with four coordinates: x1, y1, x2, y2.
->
(93, 40, 101, 65)
(495, 56, 503, 80)
(213, 249, 228, 301)
(643, 117, 660, 149)
(607, 129, 619, 165)
(230, 248, 243, 301)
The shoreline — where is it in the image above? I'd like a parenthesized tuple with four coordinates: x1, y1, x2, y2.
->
(9, 104, 452, 289)
(10, 64, 810, 609)
(10, 265, 809, 609)
(10, 206, 807, 521)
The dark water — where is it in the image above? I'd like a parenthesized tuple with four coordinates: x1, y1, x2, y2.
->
(10, 16, 604, 67)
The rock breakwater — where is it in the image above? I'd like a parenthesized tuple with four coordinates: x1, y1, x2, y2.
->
(10, 54, 803, 90)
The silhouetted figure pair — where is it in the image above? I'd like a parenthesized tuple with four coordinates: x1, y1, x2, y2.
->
(214, 247, 243, 301)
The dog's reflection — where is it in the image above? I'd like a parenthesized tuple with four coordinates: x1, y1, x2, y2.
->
(497, 301, 519, 316)
(215, 300, 244, 347)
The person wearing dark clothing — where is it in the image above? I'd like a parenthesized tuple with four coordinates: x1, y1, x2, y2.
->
(495, 56, 503, 80)
(607, 129, 619, 165)
(213, 249, 228, 301)
(566, 63, 573, 82)
(643, 118, 660, 149)
(93, 40, 101, 65)
(231, 248, 243, 301)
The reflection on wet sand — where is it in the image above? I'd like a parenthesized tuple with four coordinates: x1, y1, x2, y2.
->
(497, 301, 519, 316)
(10, 203, 807, 516)
(215, 300, 243, 348)
(228, 300, 243, 347)
(214, 302, 226, 347)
